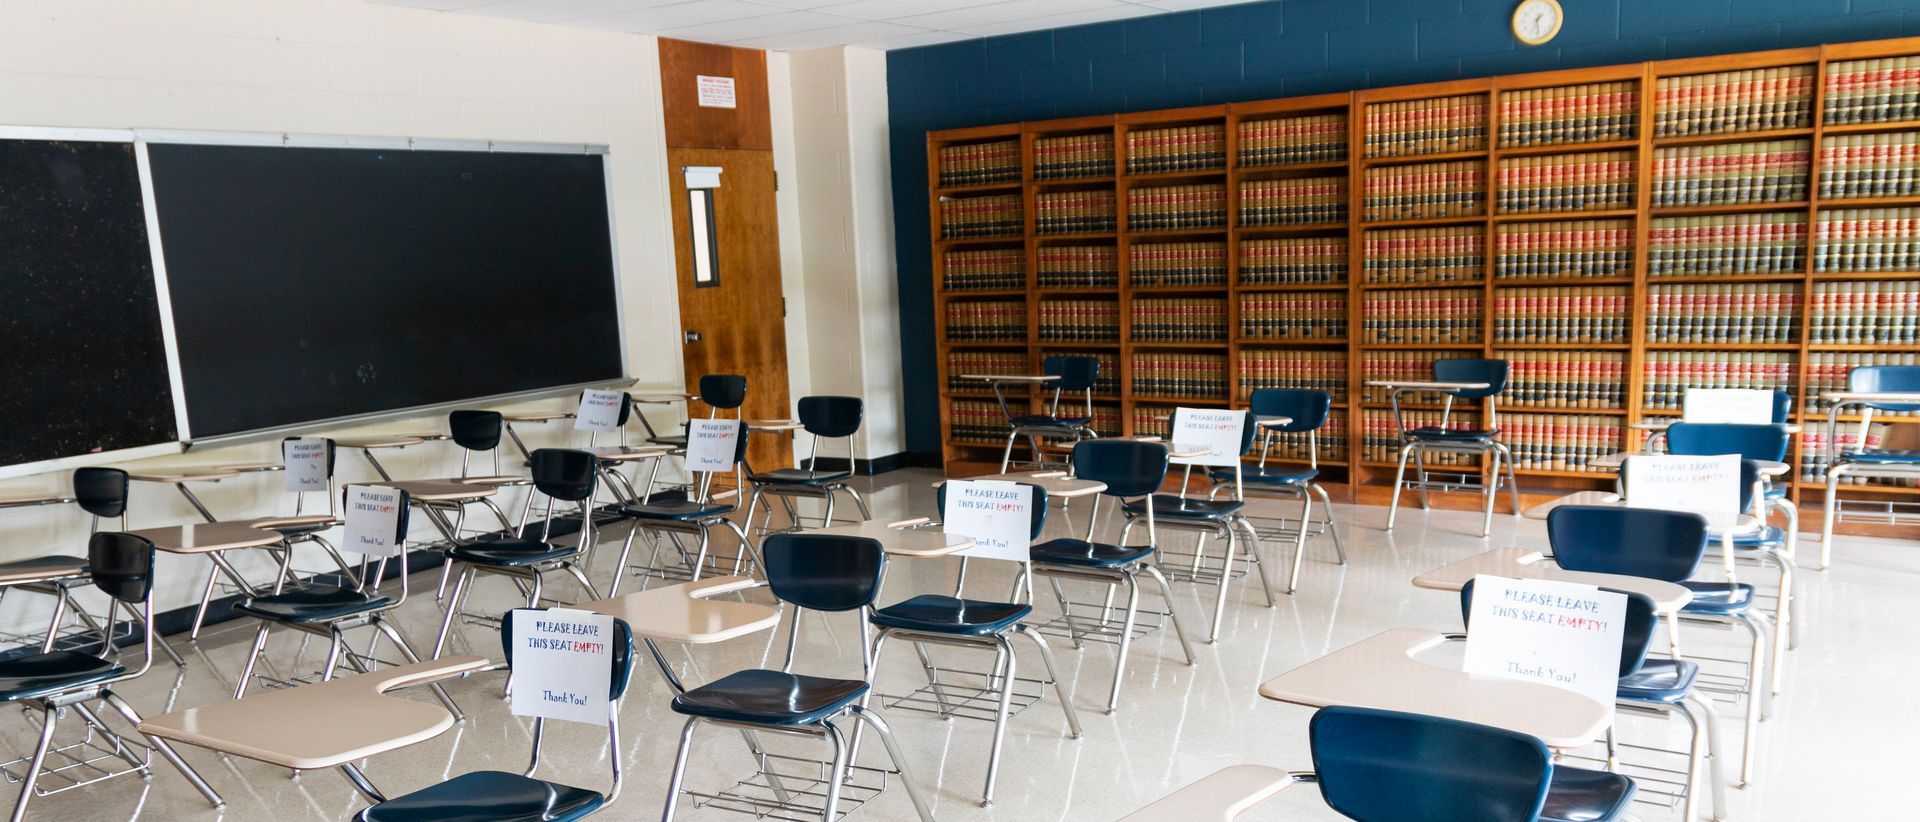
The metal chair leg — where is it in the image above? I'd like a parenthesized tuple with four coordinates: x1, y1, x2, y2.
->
(1000, 430, 1019, 473)
(189, 563, 221, 640)
(1287, 491, 1312, 594)
(374, 619, 463, 721)
(1311, 482, 1347, 564)
(819, 719, 850, 822)
(234, 622, 273, 699)
(980, 634, 1018, 806)
(1236, 518, 1277, 606)
(1104, 572, 1141, 715)
(1819, 468, 1841, 570)
(1412, 446, 1432, 510)
(660, 717, 699, 821)
(432, 565, 474, 659)
(101, 691, 223, 808)
(843, 485, 873, 521)
(1689, 691, 1730, 820)
(1386, 443, 1413, 530)
(1015, 624, 1083, 739)
(1139, 565, 1198, 666)
(844, 706, 936, 822)
(1482, 447, 1502, 537)
(8, 705, 57, 822)
(1204, 526, 1236, 644)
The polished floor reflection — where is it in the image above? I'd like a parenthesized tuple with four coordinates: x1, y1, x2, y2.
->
(14, 468, 1907, 820)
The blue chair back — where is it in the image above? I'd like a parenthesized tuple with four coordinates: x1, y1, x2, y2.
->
(1070, 439, 1170, 498)
(937, 481, 1049, 540)
(499, 609, 637, 701)
(529, 448, 599, 502)
(1248, 389, 1331, 433)
(616, 393, 634, 427)
(1547, 505, 1707, 584)
(89, 532, 156, 606)
(449, 410, 504, 452)
(699, 374, 748, 411)
(1665, 422, 1790, 462)
(1432, 359, 1509, 400)
(798, 396, 864, 438)
(1769, 389, 1793, 423)
(1460, 579, 1656, 679)
(1043, 355, 1100, 392)
(1309, 706, 1553, 821)
(1849, 365, 1920, 412)
(74, 467, 130, 519)
(762, 533, 886, 612)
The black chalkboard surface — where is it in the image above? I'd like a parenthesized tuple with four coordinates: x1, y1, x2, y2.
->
(147, 144, 624, 438)
(0, 139, 178, 467)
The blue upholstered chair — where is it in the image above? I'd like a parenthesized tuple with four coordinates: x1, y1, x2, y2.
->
(1818, 364, 1920, 568)
(610, 420, 758, 593)
(743, 395, 872, 532)
(999, 355, 1101, 471)
(1206, 389, 1346, 593)
(1384, 358, 1521, 537)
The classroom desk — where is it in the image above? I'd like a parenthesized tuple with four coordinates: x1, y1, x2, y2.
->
(1364, 380, 1491, 394)
(629, 392, 698, 444)
(381, 480, 502, 545)
(1127, 438, 1211, 460)
(806, 521, 975, 558)
(1412, 548, 1692, 614)
(334, 436, 428, 482)
(1257, 628, 1610, 750)
(498, 409, 575, 460)
(0, 492, 75, 510)
(746, 419, 803, 433)
(933, 471, 1107, 498)
(579, 575, 778, 647)
(127, 522, 288, 665)
(128, 469, 242, 523)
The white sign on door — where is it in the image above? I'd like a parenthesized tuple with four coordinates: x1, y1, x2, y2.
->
(574, 389, 625, 433)
(685, 418, 742, 473)
(1683, 388, 1775, 424)
(697, 75, 737, 109)
(1170, 407, 1247, 467)
(509, 608, 616, 726)
(1462, 574, 1628, 720)
(283, 437, 330, 492)
(342, 485, 405, 556)
(1624, 453, 1741, 528)
(942, 480, 1035, 563)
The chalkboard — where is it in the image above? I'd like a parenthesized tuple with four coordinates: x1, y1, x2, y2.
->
(146, 144, 624, 438)
(0, 139, 178, 468)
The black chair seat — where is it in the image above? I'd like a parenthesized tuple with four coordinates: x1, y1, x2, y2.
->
(749, 468, 852, 486)
(1406, 426, 1500, 442)
(449, 539, 577, 567)
(1679, 581, 1758, 616)
(1122, 494, 1245, 520)
(619, 499, 734, 521)
(1031, 538, 1156, 569)
(0, 652, 124, 702)
(235, 586, 392, 624)
(1539, 764, 1637, 822)
(871, 595, 1031, 636)
(0, 555, 89, 580)
(1210, 466, 1317, 486)
(671, 669, 869, 726)
(355, 770, 604, 822)
(1617, 659, 1701, 703)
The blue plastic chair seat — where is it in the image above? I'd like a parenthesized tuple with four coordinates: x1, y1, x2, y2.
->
(1762, 486, 1787, 500)
(0, 652, 124, 702)
(1730, 526, 1784, 548)
(871, 595, 1031, 636)
(355, 769, 604, 822)
(448, 539, 577, 567)
(1122, 494, 1246, 520)
(1839, 449, 1920, 464)
(1679, 581, 1757, 615)
(671, 669, 868, 726)
(619, 499, 735, 521)
(1010, 414, 1092, 427)
(235, 587, 391, 624)
(1211, 465, 1317, 486)
(1539, 765, 1637, 822)
(1406, 426, 1500, 442)
(749, 468, 852, 486)
(1031, 538, 1156, 569)
(1616, 659, 1702, 703)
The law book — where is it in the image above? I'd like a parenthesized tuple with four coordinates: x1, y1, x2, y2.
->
(1237, 291, 1348, 340)
(1500, 349, 1627, 410)
(1492, 285, 1630, 345)
(1495, 218, 1634, 280)
(1824, 56, 1920, 126)
(1363, 160, 1485, 221)
(1639, 351, 1795, 411)
(943, 247, 1025, 291)
(1651, 139, 1810, 207)
(1364, 225, 1485, 284)
(1495, 150, 1635, 214)
(1814, 207, 1920, 272)
(1360, 350, 1479, 403)
(1240, 236, 1348, 285)
(1648, 212, 1806, 277)
(1644, 283, 1800, 345)
(1656, 65, 1814, 137)
(1364, 94, 1488, 158)
(1037, 244, 1118, 288)
(1360, 288, 1484, 344)
(1034, 133, 1115, 180)
(946, 351, 1031, 390)
(1498, 81, 1639, 147)
(1361, 408, 1480, 465)
(1236, 348, 1348, 402)
(1238, 112, 1348, 167)
(1130, 241, 1228, 287)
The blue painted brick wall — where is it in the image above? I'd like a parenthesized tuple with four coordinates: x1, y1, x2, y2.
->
(889, 0, 1920, 456)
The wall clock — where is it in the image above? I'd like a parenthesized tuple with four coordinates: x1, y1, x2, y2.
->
(1513, 0, 1564, 46)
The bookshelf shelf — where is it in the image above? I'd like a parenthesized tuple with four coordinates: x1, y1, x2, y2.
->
(1495, 139, 1639, 157)
(1126, 227, 1229, 239)
(1122, 168, 1228, 183)
(1492, 277, 1634, 287)
(1644, 343, 1802, 351)
(935, 182, 1024, 196)
(1357, 343, 1488, 350)
(1646, 273, 1807, 285)
(1236, 337, 1350, 346)
(1358, 215, 1488, 229)
(1236, 160, 1350, 174)
(1360, 279, 1486, 290)
(937, 236, 1024, 247)
(1813, 194, 1920, 209)
(937, 288, 1027, 298)
(1809, 270, 1920, 280)
(1132, 284, 1231, 293)
(1236, 280, 1353, 291)
(1650, 201, 1811, 217)
(1360, 149, 1487, 166)
(1034, 176, 1116, 188)
(1651, 127, 1814, 147)
(1493, 343, 1632, 350)
(1808, 344, 1920, 352)
(1238, 222, 1348, 236)
(1822, 118, 1920, 135)
(1493, 209, 1638, 223)
(1032, 231, 1115, 242)
(1514, 468, 1617, 478)
(1507, 406, 1628, 415)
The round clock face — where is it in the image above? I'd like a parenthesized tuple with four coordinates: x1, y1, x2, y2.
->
(1513, 0, 1562, 45)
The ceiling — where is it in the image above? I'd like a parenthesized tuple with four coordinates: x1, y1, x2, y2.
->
(365, 0, 1260, 52)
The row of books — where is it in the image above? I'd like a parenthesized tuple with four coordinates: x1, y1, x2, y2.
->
(1040, 350, 1120, 395)
(1240, 292, 1348, 340)
(1361, 350, 1477, 402)
(1125, 124, 1227, 174)
(1034, 133, 1114, 180)
(1363, 95, 1488, 158)
(1038, 245, 1119, 288)
(1237, 348, 1348, 402)
(1363, 226, 1484, 285)
(1805, 352, 1920, 416)
(1241, 177, 1348, 226)
(1132, 405, 1175, 439)
(1500, 414, 1624, 473)
(1496, 219, 1634, 280)
(1650, 140, 1811, 207)
(945, 300, 1027, 341)
(1653, 66, 1814, 137)
(1648, 213, 1807, 277)
(1813, 208, 1920, 272)
(1818, 131, 1920, 199)
(942, 248, 1025, 291)
(1128, 184, 1228, 231)
(1256, 408, 1350, 461)
(1495, 151, 1635, 213)
(1492, 286, 1631, 344)
(1502, 350, 1627, 410)
(1131, 241, 1227, 287)
(1360, 409, 1480, 465)
(1243, 237, 1348, 285)
(946, 351, 1031, 390)
(1641, 351, 1794, 410)
(1131, 298, 1229, 341)
(1362, 161, 1485, 222)
(1038, 300, 1121, 341)
(949, 400, 1010, 443)
(1645, 283, 1800, 344)
(1035, 190, 1117, 234)
(1360, 289, 1485, 345)
(1497, 82, 1638, 147)
(1823, 57, 1920, 126)
(940, 194, 1022, 239)
(937, 139, 1021, 188)
(1132, 352, 1229, 398)
(1808, 280, 1920, 345)
(1239, 113, 1347, 166)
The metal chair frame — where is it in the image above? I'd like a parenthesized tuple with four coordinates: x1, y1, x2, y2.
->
(1383, 361, 1521, 537)
(612, 420, 761, 594)
(1207, 416, 1347, 594)
(997, 357, 1101, 472)
(1817, 367, 1920, 569)
(743, 402, 873, 535)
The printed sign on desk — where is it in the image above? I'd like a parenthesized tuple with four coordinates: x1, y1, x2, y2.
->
(509, 608, 615, 726)
(942, 480, 1034, 563)
(283, 437, 329, 492)
(1684, 388, 1775, 424)
(1625, 454, 1741, 528)
(574, 389, 625, 433)
(686, 419, 742, 473)
(1462, 574, 1628, 719)
(342, 485, 405, 557)
(1170, 407, 1247, 467)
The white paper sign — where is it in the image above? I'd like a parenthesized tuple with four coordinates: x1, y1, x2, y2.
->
(283, 437, 329, 492)
(342, 485, 405, 557)
(509, 608, 615, 726)
(1684, 388, 1774, 424)
(1625, 453, 1741, 528)
(574, 389, 625, 433)
(1462, 574, 1628, 720)
(942, 480, 1035, 563)
(685, 419, 742, 473)
(1170, 407, 1246, 467)
(697, 75, 736, 108)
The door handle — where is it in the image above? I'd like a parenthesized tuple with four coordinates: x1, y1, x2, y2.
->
(685, 330, 702, 344)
